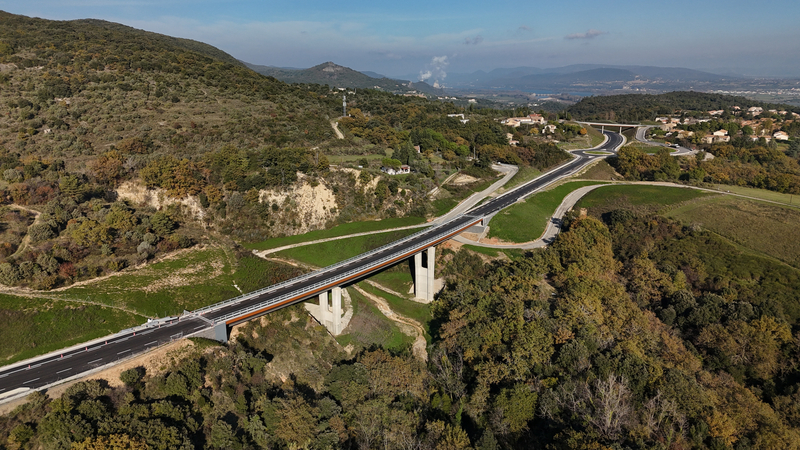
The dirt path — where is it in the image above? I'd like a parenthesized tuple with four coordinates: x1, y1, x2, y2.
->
(331, 120, 344, 139)
(352, 284, 428, 362)
(7, 204, 42, 258)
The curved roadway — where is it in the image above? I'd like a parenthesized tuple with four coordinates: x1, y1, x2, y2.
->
(0, 131, 624, 400)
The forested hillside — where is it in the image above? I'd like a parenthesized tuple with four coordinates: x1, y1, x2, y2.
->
(4, 208, 800, 449)
(567, 92, 799, 123)
(0, 10, 571, 291)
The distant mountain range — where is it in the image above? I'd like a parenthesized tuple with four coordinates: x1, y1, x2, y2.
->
(398, 64, 746, 94)
(243, 61, 440, 94)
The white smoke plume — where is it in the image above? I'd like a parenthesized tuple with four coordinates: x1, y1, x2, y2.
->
(419, 55, 449, 85)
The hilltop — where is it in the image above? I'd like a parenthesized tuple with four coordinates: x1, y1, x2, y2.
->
(245, 61, 441, 94)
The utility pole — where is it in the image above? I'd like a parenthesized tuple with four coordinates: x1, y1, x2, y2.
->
(342, 94, 346, 118)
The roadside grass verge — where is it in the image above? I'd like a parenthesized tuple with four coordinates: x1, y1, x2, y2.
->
(503, 166, 542, 191)
(579, 159, 618, 181)
(50, 247, 298, 318)
(275, 229, 419, 267)
(0, 294, 141, 364)
(487, 181, 606, 243)
(667, 195, 800, 267)
(712, 184, 800, 207)
(336, 288, 413, 352)
(586, 125, 606, 148)
(432, 177, 496, 217)
(245, 216, 427, 251)
(625, 141, 672, 154)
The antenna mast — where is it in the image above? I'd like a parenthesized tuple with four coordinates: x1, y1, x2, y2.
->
(343, 94, 347, 117)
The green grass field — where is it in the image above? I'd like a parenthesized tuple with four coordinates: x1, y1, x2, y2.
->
(668, 195, 800, 267)
(577, 185, 713, 213)
(358, 282, 431, 340)
(276, 228, 419, 267)
(245, 216, 426, 251)
(0, 245, 300, 363)
(712, 184, 800, 207)
(0, 295, 141, 364)
(336, 288, 413, 352)
(487, 181, 606, 242)
(368, 270, 414, 298)
(49, 246, 268, 317)
(625, 141, 674, 154)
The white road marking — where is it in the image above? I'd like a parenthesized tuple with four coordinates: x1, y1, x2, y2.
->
(117, 349, 131, 355)
(23, 378, 39, 384)
(57, 368, 71, 374)
(88, 358, 103, 364)
(145, 341, 157, 346)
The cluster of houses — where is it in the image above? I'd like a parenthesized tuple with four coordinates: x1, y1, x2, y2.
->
(655, 107, 797, 143)
(501, 113, 547, 127)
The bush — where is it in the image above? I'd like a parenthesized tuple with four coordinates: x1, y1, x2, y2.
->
(28, 223, 56, 242)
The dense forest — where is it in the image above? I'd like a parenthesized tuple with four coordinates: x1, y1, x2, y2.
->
(567, 92, 800, 123)
(4, 209, 800, 449)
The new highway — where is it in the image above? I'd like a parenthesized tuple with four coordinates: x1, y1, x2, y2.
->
(0, 131, 623, 400)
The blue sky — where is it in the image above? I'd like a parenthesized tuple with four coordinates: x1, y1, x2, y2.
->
(3, 0, 800, 79)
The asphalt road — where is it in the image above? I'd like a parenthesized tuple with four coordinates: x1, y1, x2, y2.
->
(0, 131, 623, 399)
(635, 125, 695, 156)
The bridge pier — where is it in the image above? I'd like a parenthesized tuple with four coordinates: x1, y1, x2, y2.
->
(413, 246, 436, 303)
(307, 286, 345, 335)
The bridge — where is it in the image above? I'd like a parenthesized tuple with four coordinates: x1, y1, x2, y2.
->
(0, 132, 624, 402)
(577, 121, 643, 134)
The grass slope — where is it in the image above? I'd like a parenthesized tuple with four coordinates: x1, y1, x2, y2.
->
(668, 196, 800, 267)
(577, 184, 713, 214)
(0, 295, 140, 364)
(276, 229, 419, 267)
(488, 181, 606, 242)
(245, 217, 426, 251)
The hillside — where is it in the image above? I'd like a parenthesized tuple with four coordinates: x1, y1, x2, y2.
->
(566, 91, 800, 122)
(245, 60, 440, 94)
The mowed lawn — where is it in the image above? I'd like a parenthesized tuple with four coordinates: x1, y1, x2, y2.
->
(487, 181, 606, 243)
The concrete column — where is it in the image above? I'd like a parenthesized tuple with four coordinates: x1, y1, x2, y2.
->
(332, 286, 342, 335)
(318, 291, 330, 328)
(426, 246, 435, 303)
(413, 246, 436, 303)
(414, 252, 427, 300)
